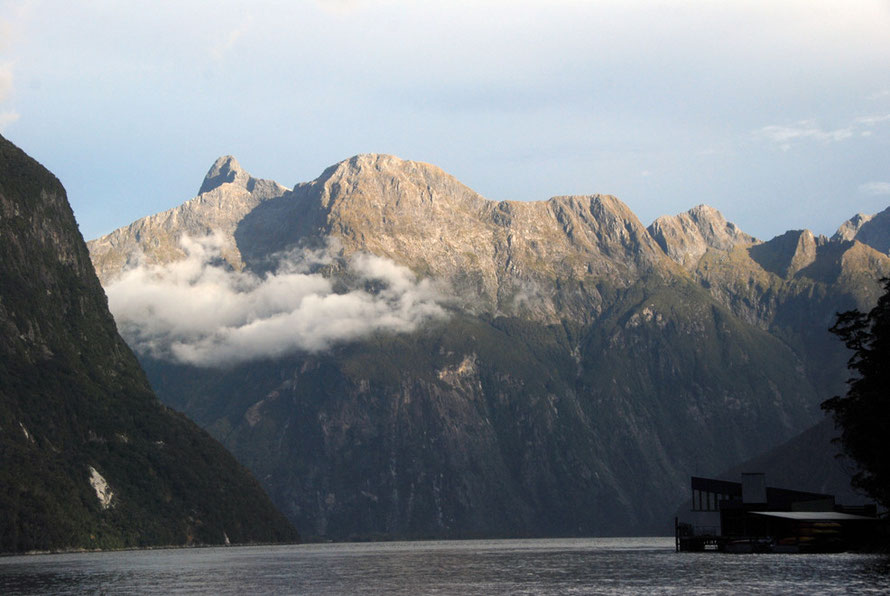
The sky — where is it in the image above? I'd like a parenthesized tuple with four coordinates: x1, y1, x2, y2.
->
(1, 0, 889, 242)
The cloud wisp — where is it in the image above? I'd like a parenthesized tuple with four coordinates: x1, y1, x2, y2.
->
(0, 109, 18, 131)
(859, 181, 890, 196)
(0, 62, 11, 100)
(209, 16, 253, 62)
(0, 2, 27, 132)
(754, 120, 855, 151)
(105, 234, 449, 367)
(0, 62, 19, 131)
(754, 113, 890, 151)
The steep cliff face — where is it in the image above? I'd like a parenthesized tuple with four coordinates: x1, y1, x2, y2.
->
(143, 298, 814, 538)
(0, 135, 297, 552)
(86, 153, 890, 539)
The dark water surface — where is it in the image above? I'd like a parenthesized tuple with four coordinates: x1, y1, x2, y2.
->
(2, 537, 889, 595)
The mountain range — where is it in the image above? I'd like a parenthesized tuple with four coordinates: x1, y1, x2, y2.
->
(87, 153, 890, 539)
(0, 135, 298, 552)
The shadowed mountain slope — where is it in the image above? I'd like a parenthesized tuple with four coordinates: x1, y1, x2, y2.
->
(722, 417, 867, 506)
(0, 135, 298, 552)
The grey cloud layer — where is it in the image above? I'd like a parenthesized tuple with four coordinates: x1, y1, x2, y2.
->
(105, 235, 449, 367)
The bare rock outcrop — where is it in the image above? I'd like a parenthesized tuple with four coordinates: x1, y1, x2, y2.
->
(748, 229, 821, 279)
(833, 207, 890, 255)
(647, 204, 756, 269)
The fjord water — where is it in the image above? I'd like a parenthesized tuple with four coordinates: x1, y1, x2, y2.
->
(2, 538, 888, 595)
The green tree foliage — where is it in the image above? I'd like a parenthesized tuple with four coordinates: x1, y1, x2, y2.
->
(822, 278, 890, 507)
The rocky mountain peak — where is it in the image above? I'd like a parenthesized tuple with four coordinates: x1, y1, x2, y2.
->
(198, 155, 251, 195)
(833, 207, 890, 255)
(312, 153, 482, 212)
(329, 153, 438, 174)
(647, 204, 754, 269)
(747, 229, 821, 279)
(833, 212, 873, 241)
(89, 156, 289, 283)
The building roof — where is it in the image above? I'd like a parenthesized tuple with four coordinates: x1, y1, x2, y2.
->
(691, 476, 835, 508)
(749, 511, 876, 521)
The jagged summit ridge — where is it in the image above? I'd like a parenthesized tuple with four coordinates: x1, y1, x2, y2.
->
(89, 152, 890, 321)
(91, 152, 672, 320)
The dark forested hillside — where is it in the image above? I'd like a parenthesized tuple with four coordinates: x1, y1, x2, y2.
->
(0, 134, 298, 552)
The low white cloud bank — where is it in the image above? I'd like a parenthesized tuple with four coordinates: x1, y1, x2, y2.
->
(105, 234, 449, 367)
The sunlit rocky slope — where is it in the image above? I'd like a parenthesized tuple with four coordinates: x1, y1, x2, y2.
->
(88, 154, 890, 538)
(0, 136, 298, 552)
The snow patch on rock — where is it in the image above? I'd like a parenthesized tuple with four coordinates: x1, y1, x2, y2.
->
(19, 422, 34, 443)
(88, 466, 114, 509)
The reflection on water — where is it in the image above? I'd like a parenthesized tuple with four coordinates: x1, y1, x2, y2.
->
(1, 537, 889, 595)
